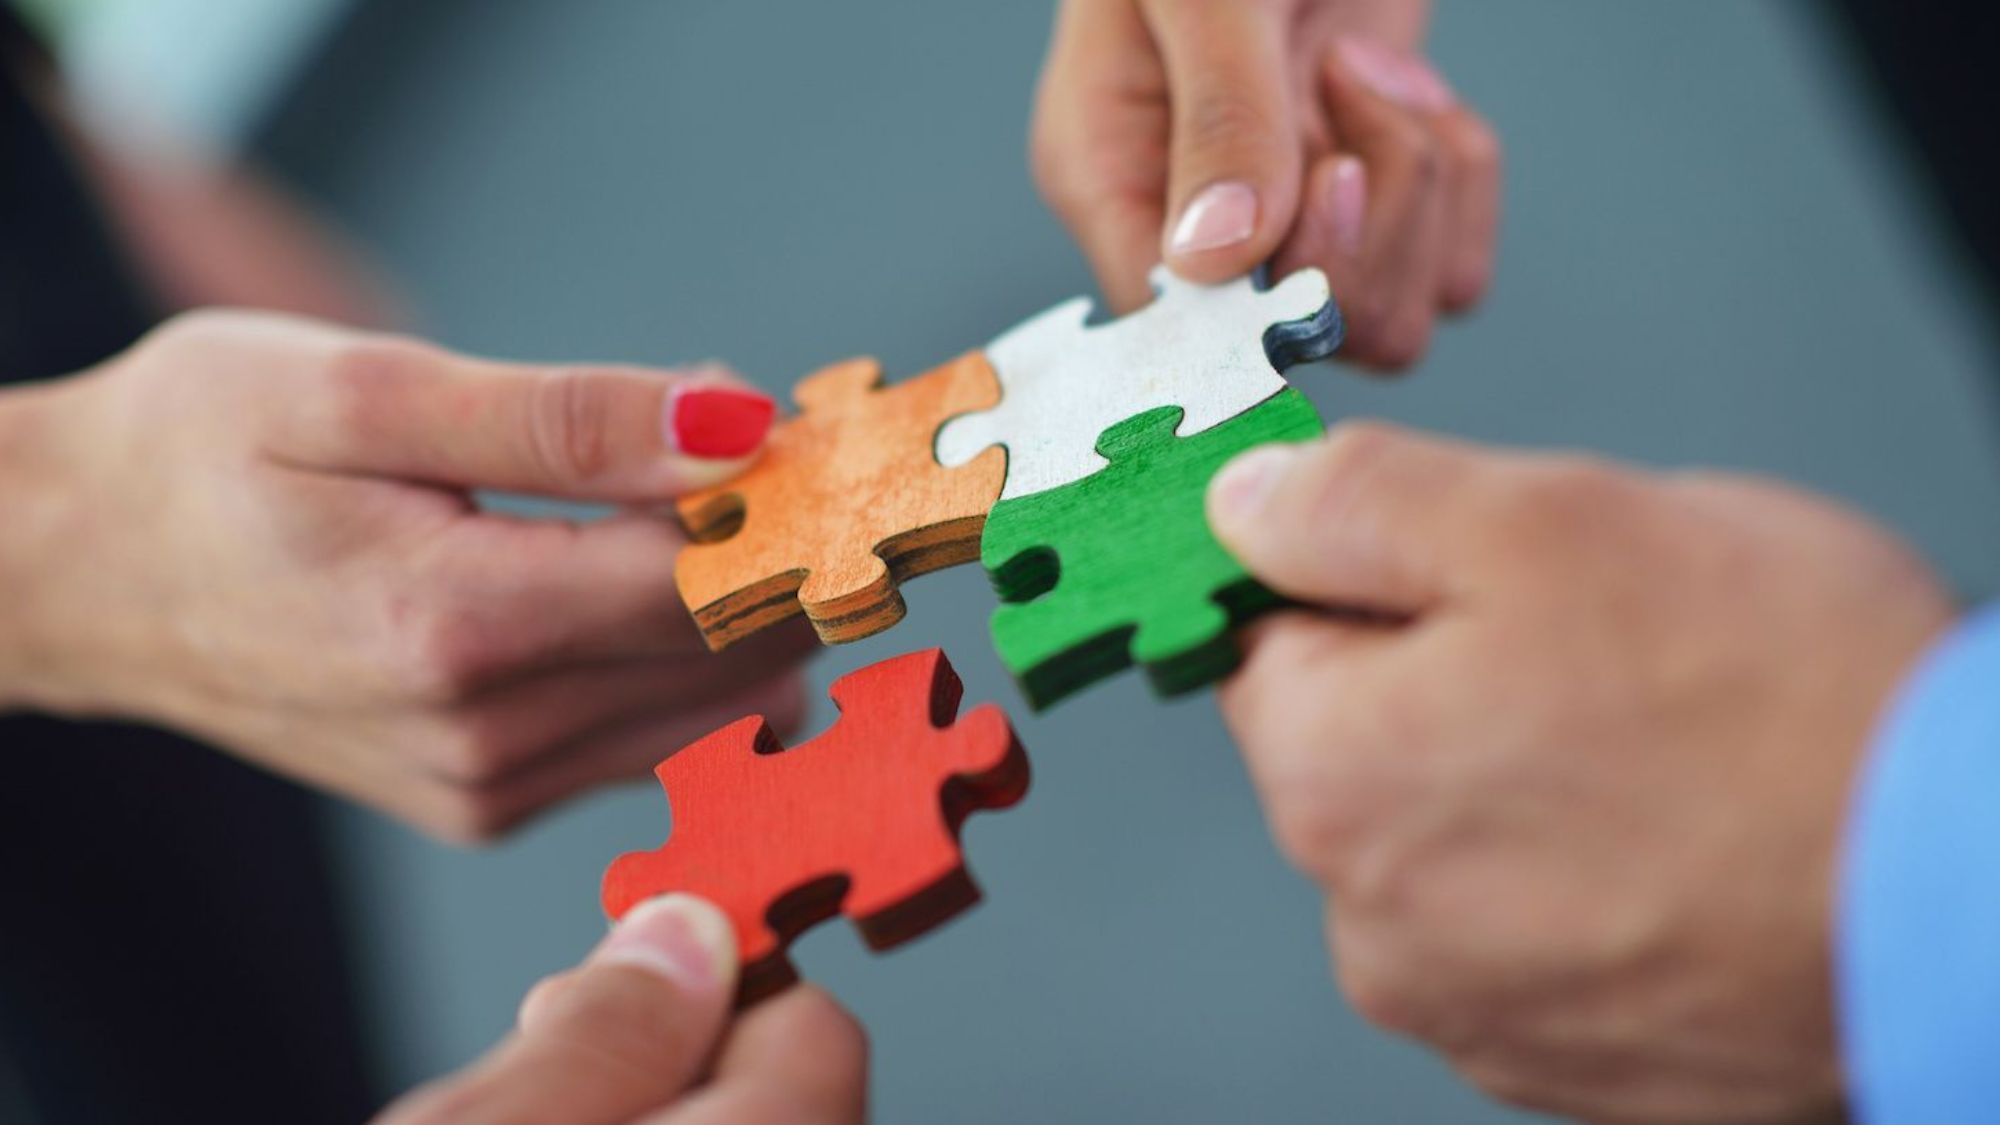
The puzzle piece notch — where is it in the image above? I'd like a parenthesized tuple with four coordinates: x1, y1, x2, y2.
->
(601, 648, 1029, 1005)
(936, 266, 1342, 502)
(982, 388, 1324, 709)
(676, 354, 1007, 650)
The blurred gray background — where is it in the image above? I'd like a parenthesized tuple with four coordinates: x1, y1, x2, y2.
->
(206, 0, 2000, 1120)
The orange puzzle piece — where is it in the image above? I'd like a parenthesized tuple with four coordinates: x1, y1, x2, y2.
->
(601, 648, 1029, 1003)
(675, 353, 1006, 649)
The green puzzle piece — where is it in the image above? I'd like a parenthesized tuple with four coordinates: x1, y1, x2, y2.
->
(981, 388, 1324, 709)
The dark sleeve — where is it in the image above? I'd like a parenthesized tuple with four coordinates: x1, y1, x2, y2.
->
(0, 3, 52, 70)
(0, 8, 158, 384)
(1820, 1, 2000, 316)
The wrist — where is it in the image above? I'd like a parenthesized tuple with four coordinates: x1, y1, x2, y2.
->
(0, 378, 94, 715)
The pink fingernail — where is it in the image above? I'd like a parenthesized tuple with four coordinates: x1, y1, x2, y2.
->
(1168, 180, 1259, 256)
(1338, 36, 1456, 113)
(1330, 156, 1367, 257)
(591, 894, 735, 995)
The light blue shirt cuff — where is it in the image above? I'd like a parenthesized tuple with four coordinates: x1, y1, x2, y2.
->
(1838, 603, 2000, 1123)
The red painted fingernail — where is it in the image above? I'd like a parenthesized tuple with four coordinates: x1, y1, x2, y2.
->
(667, 384, 776, 459)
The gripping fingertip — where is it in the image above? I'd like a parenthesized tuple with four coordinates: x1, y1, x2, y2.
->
(592, 894, 739, 1000)
(1208, 444, 1301, 548)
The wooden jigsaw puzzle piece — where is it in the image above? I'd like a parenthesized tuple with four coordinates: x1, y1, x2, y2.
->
(675, 354, 1006, 650)
(600, 649, 1028, 1005)
(936, 266, 1342, 501)
(982, 388, 1324, 709)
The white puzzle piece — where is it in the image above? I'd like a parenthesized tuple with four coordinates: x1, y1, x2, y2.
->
(935, 265, 1342, 501)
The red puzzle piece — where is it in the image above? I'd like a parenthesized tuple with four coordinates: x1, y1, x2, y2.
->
(601, 649, 1029, 1003)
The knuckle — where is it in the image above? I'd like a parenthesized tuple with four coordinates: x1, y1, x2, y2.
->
(320, 335, 440, 440)
(393, 606, 508, 703)
(1264, 785, 1362, 886)
(519, 970, 573, 1024)
(1455, 1058, 1553, 1114)
(1333, 946, 1428, 1038)
(421, 716, 513, 785)
(427, 792, 515, 846)
(1377, 116, 1443, 189)
(1440, 264, 1493, 313)
(1505, 457, 1635, 538)
(149, 307, 240, 349)
(525, 367, 616, 485)
(135, 310, 275, 390)
(1315, 421, 1410, 500)
(1371, 311, 1434, 371)
(1408, 127, 1446, 188)
(1341, 834, 1420, 918)
(1452, 113, 1503, 179)
(323, 335, 435, 395)
(1338, 296, 1396, 365)
(1179, 88, 1277, 161)
(1027, 121, 1074, 206)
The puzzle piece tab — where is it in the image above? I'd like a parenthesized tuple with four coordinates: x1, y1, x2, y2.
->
(676, 354, 1007, 649)
(601, 648, 1029, 1004)
(982, 388, 1324, 709)
(936, 267, 1341, 502)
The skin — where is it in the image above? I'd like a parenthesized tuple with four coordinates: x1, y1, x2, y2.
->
(3, 5, 1507, 1111)
(0, 310, 813, 843)
(1206, 424, 1957, 1122)
(1031, 0, 1500, 369)
(377, 895, 868, 1125)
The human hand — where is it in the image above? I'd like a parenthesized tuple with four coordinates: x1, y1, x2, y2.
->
(378, 895, 867, 1124)
(1206, 425, 1955, 1121)
(1031, 0, 1499, 369)
(0, 310, 811, 842)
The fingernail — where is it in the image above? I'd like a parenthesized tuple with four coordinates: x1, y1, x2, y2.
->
(1338, 36, 1456, 113)
(1209, 444, 1300, 529)
(1168, 180, 1259, 257)
(592, 894, 736, 995)
(1330, 155, 1367, 257)
(667, 383, 776, 460)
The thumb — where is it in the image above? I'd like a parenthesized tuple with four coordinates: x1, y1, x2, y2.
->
(1153, 0, 1303, 283)
(376, 895, 739, 1125)
(1207, 422, 1485, 615)
(286, 337, 776, 500)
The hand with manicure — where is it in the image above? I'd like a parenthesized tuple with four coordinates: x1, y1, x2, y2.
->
(1032, 0, 1501, 369)
(0, 309, 813, 842)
